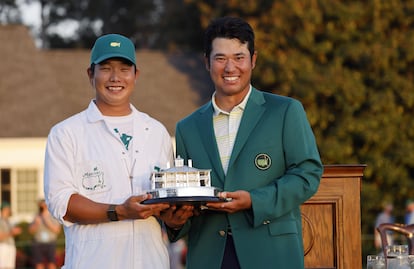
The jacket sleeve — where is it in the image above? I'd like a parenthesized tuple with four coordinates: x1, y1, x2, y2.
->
(249, 100, 323, 228)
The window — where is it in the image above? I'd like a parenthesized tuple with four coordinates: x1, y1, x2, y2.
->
(1, 168, 39, 216)
(0, 168, 11, 204)
(15, 169, 38, 214)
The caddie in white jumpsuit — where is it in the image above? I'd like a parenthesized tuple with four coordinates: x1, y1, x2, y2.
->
(44, 34, 173, 269)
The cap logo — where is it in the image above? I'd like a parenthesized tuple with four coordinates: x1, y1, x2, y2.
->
(110, 42, 121, 47)
(254, 153, 271, 170)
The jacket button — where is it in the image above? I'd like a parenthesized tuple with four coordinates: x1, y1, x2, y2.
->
(219, 230, 226, 237)
(263, 220, 271, 225)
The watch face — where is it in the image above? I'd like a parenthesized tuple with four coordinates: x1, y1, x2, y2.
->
(107, 205, 118, 221)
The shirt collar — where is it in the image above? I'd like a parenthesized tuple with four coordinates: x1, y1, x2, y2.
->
(86, 100, 137, 123)
(212, 85, 252, 116)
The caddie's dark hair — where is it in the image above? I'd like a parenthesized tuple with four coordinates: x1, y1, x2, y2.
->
(204, 16, 255, 61)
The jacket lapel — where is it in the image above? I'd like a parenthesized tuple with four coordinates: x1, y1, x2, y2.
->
(228, 88, 266, 170)
(195, 103, 226, 183)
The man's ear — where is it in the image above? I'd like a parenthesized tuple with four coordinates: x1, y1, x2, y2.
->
(87, 67, 94, 85)
(251, 51, 258, 69)
(204, 54, 210, 71)
(135, 67, 140, 81)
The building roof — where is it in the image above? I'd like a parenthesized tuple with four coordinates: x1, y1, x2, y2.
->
(0, 25, 213, 137)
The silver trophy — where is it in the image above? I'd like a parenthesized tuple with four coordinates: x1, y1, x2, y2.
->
(143, 156, 222, 204)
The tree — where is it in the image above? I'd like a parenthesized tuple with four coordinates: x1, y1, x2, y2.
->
(30, 0, 160, 48)
(157, 0, 204, 51)
(0, 0, 21, 24)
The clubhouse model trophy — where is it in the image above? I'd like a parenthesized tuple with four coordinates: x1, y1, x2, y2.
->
(143, 156, 222, 204)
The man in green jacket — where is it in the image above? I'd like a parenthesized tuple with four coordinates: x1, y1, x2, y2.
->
(161, 16, 323, 269)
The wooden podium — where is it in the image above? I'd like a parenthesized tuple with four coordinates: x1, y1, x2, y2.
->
(301, 164, 366, 269)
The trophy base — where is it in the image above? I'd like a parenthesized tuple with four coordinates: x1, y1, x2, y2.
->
(142, 186, 223, 205)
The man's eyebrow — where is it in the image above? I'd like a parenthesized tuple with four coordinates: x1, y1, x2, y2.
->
(212, 52, 247, 57)
(212, 52, 225, 57)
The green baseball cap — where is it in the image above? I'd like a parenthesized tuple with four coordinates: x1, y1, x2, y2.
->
(90, 34, 136, 65)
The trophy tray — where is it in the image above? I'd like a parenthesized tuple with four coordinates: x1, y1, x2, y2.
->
(142, 186, 222, 205)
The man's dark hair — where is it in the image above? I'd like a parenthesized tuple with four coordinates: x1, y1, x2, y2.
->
(204, 16, 255, 61)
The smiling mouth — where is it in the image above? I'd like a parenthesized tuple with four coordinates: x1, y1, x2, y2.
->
(224, 76, 239, 82)
(107, 86, 123, 91)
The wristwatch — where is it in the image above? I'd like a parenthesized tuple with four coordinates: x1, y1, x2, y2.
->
(107, 204, 119, 221)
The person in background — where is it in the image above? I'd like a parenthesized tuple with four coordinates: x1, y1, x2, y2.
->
(160, 16, 323, 269)
(162, 228, 187, 269)
(29, 199, 61, 269)
(44, 33, 173, 269)
(405, 200, 414, 225)
(0, 202, 22, 269)
(374, 202, 395, 251)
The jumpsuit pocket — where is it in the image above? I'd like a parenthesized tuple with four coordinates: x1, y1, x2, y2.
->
(76, 161, 112, 200)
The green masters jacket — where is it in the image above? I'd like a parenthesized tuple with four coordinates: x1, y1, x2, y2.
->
(173, 88, 323, 269)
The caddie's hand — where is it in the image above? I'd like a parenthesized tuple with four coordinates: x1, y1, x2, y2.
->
(118, 194, 170, 220)
(205, 190, 252, 214)
(159, 204, 194, 230)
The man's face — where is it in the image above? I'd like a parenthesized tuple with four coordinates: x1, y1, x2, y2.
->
(206, 37, 256, 99)
(88, 58, 138, 115)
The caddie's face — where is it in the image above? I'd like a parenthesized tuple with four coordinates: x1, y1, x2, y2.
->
(206, 37, 256, 102)
(88, 58, 139, 116)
